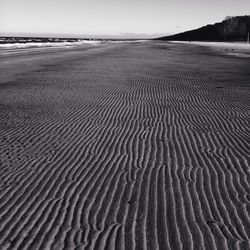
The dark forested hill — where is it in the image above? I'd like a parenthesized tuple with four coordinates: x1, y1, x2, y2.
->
(157, 15, 250, 42)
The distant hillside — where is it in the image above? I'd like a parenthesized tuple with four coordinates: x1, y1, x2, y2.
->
(157, 15, 250, 42)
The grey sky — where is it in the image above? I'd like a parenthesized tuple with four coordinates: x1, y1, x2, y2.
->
(1, 0, 250, 38)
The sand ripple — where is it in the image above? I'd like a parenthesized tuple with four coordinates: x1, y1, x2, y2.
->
(0, 42, 250, 249)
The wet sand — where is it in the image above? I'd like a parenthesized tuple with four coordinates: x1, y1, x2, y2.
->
(0, 41, 250, 249)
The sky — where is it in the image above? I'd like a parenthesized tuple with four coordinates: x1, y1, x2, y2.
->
(0, 0, 250, 38)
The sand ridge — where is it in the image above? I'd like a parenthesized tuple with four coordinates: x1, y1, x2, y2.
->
(0, 41, 250, 249)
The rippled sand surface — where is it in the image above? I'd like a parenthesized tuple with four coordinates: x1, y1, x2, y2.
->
(0, 41, 250, 249)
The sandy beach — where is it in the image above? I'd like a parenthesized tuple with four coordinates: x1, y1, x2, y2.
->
(0, 41, 250, 249)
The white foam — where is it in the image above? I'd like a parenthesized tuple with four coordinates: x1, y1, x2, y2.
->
(0, 40, 101, 49)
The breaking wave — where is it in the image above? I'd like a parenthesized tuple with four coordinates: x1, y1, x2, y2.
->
(0, 38, 101, 49)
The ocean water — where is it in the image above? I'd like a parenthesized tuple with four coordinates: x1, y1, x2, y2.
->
(0, 37, 101, 49)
